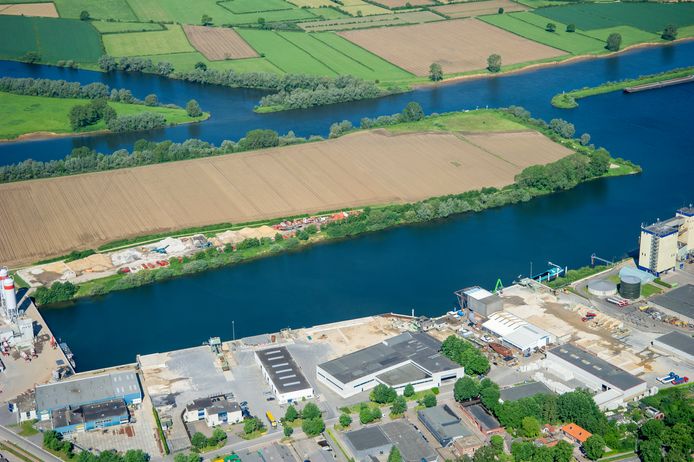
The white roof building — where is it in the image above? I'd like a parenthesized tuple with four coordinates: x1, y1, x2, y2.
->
(482, 312, 554, 353)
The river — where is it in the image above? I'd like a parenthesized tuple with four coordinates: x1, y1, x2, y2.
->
(2, 42, 691, 371)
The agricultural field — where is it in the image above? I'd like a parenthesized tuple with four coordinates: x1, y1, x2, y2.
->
(481, 12, 606, 55)
(237, 28, 413, 80)
(579, 26, 661, 48)
(91, 20, 164, 33)
(306, 7, 349, 20)
(298, 10, 441, 32)
(0, 125, 571, 265)
(54, 0, 137, 20)
(103, 25, 194, 57)
(433, 0, 525, 19)
(0, 91, 201, 140)
(142, 52, 283, 74)
(183, 25, 258, 60)
(286, 0, 334, 7)
(338, 18, 564, 76)
(337, 0, 391, 16)
(533, 2, 694, 34)
(0, 2, 58, 17)
(375, 0, 434, 9)
(0, 16, 103, 63)
(223, 0, 293, 13)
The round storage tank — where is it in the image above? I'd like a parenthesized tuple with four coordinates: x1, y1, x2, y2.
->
(619, 275, 641, 299)
(588, 279, 618, 296)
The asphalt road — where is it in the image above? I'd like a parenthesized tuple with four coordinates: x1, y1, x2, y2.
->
(0, 424, 62, 462)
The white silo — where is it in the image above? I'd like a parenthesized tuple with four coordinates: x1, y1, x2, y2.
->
(2, 277, 17, 320)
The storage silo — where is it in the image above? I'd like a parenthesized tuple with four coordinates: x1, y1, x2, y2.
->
(619, 275, 641, 299)
(588, 279, 618, 297)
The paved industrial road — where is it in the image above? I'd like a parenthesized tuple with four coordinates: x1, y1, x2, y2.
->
(0, 424, 62, 462)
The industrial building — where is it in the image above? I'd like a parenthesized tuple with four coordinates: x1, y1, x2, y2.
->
(316, 332, 464, 398)
(482, 312, 554, 354)
(35, 371, 142, 433)
(652, 331, 694, 363)
(255, 346, 314, 404)
(545, 344, 647, 410)
(417, 405, 472, 447)
(638, 206, 694, 275)
(456, 286, 502, 319)
(499, 382, 553, 403)
(460, 404, 502, 435)
(650, 284, 694, 324)
(0, 268, 34, 349)
(343, 421, 437, 462)
(183, 395, 242, 427)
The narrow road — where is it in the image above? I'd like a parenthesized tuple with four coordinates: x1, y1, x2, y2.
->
(0, 425, 62, 462)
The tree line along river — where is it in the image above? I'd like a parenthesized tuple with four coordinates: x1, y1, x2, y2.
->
(0, 41, 692, 370)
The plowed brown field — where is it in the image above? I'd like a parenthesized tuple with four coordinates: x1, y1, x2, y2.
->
(183, 25, 258, 60)
(0, 2, 58, 17)
(0, 130, 572, 265)
(338, 19, 564, 75)
(432, 0, 526, 18)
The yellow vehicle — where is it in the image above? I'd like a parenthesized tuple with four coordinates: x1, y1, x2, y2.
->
(266, 410, 277, 428)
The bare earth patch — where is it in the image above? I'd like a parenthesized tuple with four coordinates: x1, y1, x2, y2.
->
(0, 130, 572, 265)
(0, 2, 59, 17)
(182, 25, 258, 60)
(338, 18, 564, 75)
(432, 0, 526, 18)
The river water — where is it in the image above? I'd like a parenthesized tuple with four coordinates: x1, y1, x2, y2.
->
(1, 43, 691, 370)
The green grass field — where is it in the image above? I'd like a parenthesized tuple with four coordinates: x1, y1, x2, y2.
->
(103, 25, 194, 57)
(481, 12, 606, 54)
(0, 92, 205, 139)
(533, 3, 694, 34)
(0, 16, 103, 63)
(92, 20, 164, 33)
(580, 25, 660, 48)
(306, 7, 349, 20)
(237, 29, 412, 80)
(222, 0, 294, 14)
(385, 109, 528, 133)
(54, 0, 138, 21)
(142, 52, 284, 73)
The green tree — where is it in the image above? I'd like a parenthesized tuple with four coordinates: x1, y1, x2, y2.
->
(387, 446, 402, 462)
(239, 129, 280, 149)
(566, 23, 576, 32)
(201, 14, 212, 25)
(521, 416, 540, 438)
(244, 418, 260, 434)
(123, 450, 149, 462)
(186, 99, 203, 117)
(174, 454, 200, 462)
(191, 432, 207, 449)
(302, 417, 325, 436)
(339, 413, 352, 428)
(428, 63, 443, 81)
(400, 102, 424, 122)
(511, 441, 534, 462)
(553, 440, 574, 462)
(403, 383, 415, 397)
(583, 435, 605, 461)
(257, 17, 266, 28)
(580, 133, 591, 146)
(639, 439, 663, 462)
(302, 402, 321, 420)
(194, 61, 208, 71)
(284, 405, 298, 422)
(454, 377, 480, 402)
(489, 435, 504, 454)
(663, 423, 694, 458)
(661, 24, 677, 41)
(422, 392, 437, 408)
(371, 407, 382, 420)
(480, 383, 500, 413)
(487, 54, 502, 73)
(360, 406, 375, 424)
(22, 51, 40, 63)
(606, 33, 622, 51)
(546, 22, 556, 32)
(391, 396, 407, 415)
(144, 94, 158, 106)
(498, 7, 504, 13)
(210, 427, 226, 445)
(641, 419, 666, 441)
(284, 425, 294, 438)
(371, 384, 397, 404)
(79, 10, 90, 20)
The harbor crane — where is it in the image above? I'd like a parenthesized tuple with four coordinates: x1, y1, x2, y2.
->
(590, 253, 614, 267)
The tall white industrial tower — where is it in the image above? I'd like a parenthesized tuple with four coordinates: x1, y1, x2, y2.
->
(0, 267, 18, 321)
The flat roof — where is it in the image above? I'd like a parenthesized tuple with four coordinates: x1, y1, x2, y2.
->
(548, 344, 645, 391)
(654, 331, 694, 356)
(643, 217, 682, 237)
(344, 426, 390, 451)
(318, 332, 460, 384)
(417, 405, 472, 446)
(36, 371, 141, 412)
(464, 287, 494, 301)
(500, 382, 553, 402)
(376, 362, 429, 386)
(81, 399, 128, 422)
(677, 206, 694, 217)
(256, 347, 312, 394)
(261, 443, 297, 462)
(381, 420, 437, 462)
(466, 404, 501, 431)
(651, 285, 694, 319)
(186, 395, 239, 414)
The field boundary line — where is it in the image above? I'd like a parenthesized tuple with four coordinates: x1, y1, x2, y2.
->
(509, 11, 605, 50)
(216, 0, 295, 15)
(478, 14, 574, 54)
(309, 32, 375, 72)
(454, 133, 523, 169)
(275, 31, 340, 75)
(330, 31, 415, 76)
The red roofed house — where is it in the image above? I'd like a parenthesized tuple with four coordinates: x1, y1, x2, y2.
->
(561, 423, 592, 444)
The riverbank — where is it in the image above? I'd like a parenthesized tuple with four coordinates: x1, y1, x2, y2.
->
(17, 108, 640, 304)
(0, 91, 208, 141)
(550, 66, 694, 109)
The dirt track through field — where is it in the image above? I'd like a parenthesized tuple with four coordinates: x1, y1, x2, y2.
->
(338, 18, 564, 75)
(0, 130, 572, 265)
(183, 25, 258, 60)
(0, 2, 58, 17)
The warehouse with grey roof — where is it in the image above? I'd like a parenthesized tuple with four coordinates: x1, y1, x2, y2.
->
(317, 332, 464, 398)
(255, 346, 314, 404)
(652, 331, 694, 363)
